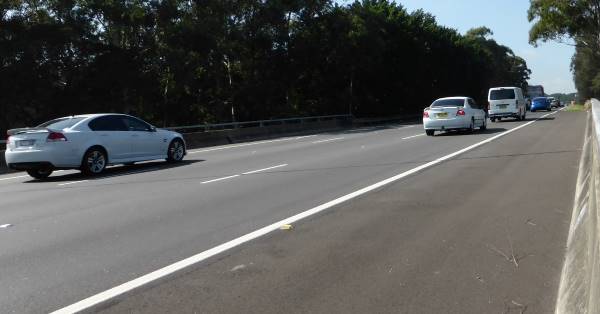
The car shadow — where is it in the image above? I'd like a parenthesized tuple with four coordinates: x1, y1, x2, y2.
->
(434, 128, 506, 136)
(490, 116, 555, 123)
(25, 159, 203, 183)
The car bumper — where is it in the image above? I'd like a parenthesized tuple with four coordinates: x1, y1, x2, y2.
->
(423, 117, 469, 130)
(531, 105, 549, 111)
(488, 111, 519, 118)
(5, 148, 79, 169)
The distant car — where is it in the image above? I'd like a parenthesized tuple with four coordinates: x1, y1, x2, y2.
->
(487, 87, 527, 122)
(5, 114, 186, 179)
(549, 98, 560, 108)
(423, 97, 487, 136)
(530, 97, 552, 112)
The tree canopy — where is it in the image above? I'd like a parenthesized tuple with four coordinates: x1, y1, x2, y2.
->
(528, 0, 600, 99)
(1, 0, 530, 133)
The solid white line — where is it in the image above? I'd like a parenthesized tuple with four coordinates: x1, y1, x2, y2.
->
(50, 110, 560, 314)
(312, 137, 345, 144)
(58, 180, 89, 186)
(0, 175, 29, 181)
(0, 224, 12, 228)
(242, 164, 288, 175)
(402, 134, 426, 140)
(200, 175, 240, 184)
(188, 135, 317, 154)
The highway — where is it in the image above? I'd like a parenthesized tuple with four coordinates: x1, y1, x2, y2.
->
(0, 109, 585, 313)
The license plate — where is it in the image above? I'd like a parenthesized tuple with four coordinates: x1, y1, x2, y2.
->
(436, 112, 448, 118)
(17, 140, 35, 147)
(498, 104, 508, 109)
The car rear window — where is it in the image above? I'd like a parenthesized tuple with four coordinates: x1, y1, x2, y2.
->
(37, 117, 85, 130)
(431, 99, 465, 107)
(533, 97, 547, 102)
(489, 89, 516, 100)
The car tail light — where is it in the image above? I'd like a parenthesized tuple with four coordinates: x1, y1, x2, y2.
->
(457, 109, 466, 116)
(423, 111, 429, 118)
(47, 132, 67, 142)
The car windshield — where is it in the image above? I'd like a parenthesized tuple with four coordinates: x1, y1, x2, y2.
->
(490, 89, 516, 100)
(36, 117, 85, 130)
(533, 97, 547, 102)
(431, 99, 464, 107)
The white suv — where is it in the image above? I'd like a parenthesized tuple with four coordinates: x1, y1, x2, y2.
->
(487, 87, 526, 122)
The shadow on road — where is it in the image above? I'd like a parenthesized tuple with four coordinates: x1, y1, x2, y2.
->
(435, 127, 507, 137)
(25, 159, 203, 183)
(493, 116, 555, 123)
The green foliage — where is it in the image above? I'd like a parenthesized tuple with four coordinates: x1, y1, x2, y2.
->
(528, 0, 600, 98)
(1, 0, 530, 132)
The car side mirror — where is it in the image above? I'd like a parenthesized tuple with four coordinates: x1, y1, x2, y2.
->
(150, 126, 157, 132)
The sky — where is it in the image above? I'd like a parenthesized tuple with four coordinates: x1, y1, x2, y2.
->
(338, 0, 577, 94)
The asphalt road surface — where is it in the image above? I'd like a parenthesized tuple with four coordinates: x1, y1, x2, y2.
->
(0, 109, 585, 313)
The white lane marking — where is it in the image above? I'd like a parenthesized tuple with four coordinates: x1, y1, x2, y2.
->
(0, 175, 29, 181)
(242, 164, 288, 175)
(402, 134, 426, 140)
(200, 175, 240, 184)
(58, 180, 89, 186)
(188, 135, 317, 154)
(312, 137, 345, 144)
(0, 224, 12, 228)
(50, 109, 562, 314)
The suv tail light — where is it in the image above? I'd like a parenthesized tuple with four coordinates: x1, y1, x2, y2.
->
(457, 109, 466, 116)
(423, 111, 429, 118)
(47, 132, 67, 142)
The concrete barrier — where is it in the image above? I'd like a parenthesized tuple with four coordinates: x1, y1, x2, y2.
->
(555, 99, 600, 313)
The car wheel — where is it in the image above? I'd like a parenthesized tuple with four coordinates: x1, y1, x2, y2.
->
(167, 139, 185, 162)
(426, 129, 435, 136)
(497, 117, 502, 122)
(81, 147, 107, 176)
(27, 168, 53, 180)
(490, 118, 496, 122)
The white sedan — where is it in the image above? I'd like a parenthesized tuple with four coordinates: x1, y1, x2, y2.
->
(423, 97, 487, 136)
(5, 114, 186, 179)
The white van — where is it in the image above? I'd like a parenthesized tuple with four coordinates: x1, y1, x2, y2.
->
(487, 87, 527, 122)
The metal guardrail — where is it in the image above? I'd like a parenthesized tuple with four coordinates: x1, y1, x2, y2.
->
(165, 114, 352, 133)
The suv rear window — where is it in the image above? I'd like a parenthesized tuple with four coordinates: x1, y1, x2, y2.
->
(37, 117, 85, 130)
(431, 99, 465, 107)
(490, 89, 516, 100)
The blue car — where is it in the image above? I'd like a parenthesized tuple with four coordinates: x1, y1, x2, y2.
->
(530, 97, 552, 112)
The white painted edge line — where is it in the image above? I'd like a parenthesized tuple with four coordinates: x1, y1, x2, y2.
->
(402, 134, 426, 140)
(0, 223, 12, 228)
(58, 180, 89, 186)
(242, 164, 288, 175)
(187, 135, 317, 154)
(0, 175, 29, 181)
(200, 174, 240, 184)
(312, 137, 345, 144)
(51, 109, 560, 314)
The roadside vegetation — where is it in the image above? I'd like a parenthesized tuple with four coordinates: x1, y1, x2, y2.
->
(0, 0, 530, 133)
(528, 0, 600, 101)
(564, 103, 589, 112)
